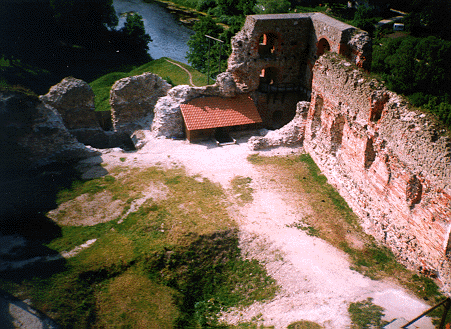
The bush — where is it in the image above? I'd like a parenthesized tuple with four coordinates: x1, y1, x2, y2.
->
(351, 5, 379, 36)
(196, 0, 216, 12)
(408, 92, 429, 107)
(253, 0, 291, 14)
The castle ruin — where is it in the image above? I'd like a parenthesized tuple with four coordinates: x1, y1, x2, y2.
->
(228, 13, 371, 128)
(225, 13, 451, 292)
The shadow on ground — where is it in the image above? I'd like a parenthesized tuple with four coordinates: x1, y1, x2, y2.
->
(0, 163, 83, 282)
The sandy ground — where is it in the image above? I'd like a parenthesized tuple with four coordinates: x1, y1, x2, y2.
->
(96, 131, 434, 329)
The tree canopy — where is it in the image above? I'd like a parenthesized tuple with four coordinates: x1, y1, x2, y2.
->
(50, 0, 118, 29)
(186, 15, 225, 77)
(0, 0, 152, 94)
(372, 35, 451, 126)
(253, 0, 291, 14)
(404, 0, 451, 40)
(116, 13, 153, 60)
(372, 36, 451, 96)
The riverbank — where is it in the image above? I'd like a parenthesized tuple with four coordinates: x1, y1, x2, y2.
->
(145, 0, 230, 29)
(144, 0, 205, 28)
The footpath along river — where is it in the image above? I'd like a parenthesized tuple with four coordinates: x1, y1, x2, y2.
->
(113, 0, 194, 63)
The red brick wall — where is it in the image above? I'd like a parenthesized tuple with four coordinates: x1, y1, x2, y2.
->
(304, 53, 451, 292)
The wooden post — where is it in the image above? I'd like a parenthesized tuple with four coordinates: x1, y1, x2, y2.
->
(205, 35, 224, 84)
(219, 41, 223, 73)
(207, 37, 211, 85)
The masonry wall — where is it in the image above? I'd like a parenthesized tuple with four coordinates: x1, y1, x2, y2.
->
(228, 14, 313, 93)
(228, 13, 371, 128)
(303, 53, 451, 291)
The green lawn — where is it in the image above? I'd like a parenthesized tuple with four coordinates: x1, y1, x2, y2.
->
(89, 57, 208, 112)
(0, 166, 277, 328)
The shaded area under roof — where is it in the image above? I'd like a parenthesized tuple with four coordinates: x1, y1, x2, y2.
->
(180, 94, 262, 131)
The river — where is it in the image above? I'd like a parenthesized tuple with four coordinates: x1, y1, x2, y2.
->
(113, 0, 194, 64)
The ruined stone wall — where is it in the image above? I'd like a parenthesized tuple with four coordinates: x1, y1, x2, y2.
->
(309, 13, 371, 71)
(228, 13, 371, 93)
(110, 73, 171, 133)
(303, 53, 451, 291)
(39, 77, 98, 130)
(227, 13, 371, 128)
(1, 91, 96, 169)
(228, 14, 312, 93)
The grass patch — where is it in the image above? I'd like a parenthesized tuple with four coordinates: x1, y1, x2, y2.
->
(230, 176, 254, 204)
(89, 72, 128, 112)
(45, 223, 113, 253)
(131, 58, 208, 86)
(1, 166, 278, 328)
(56, 175, 116, 204)
(408, 274, 442, 302)
(287, 321, 323, 329)
(89, 57, 207, 112)
(341, 241, 403, 280)
(286, 218, 320, 237)
(348, 298, 389, 329)
(95, 270, 181, 328)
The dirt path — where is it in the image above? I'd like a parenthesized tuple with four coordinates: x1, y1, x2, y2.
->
(165, 59, 197, 87)
(99, 132, 434, 328)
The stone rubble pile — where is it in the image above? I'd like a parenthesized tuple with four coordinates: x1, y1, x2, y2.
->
(248, 101, 310, 150)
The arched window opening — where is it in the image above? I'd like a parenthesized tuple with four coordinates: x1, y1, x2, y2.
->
(259, 33, 278, 57)
(259, 67, 279, 93)
(260, 67, 278, 85)
(317, 38, 330, 57)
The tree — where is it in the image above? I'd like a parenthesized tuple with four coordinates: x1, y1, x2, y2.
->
(253, 0, 291, 14)
(404, 0, 451, 40)
(187, 15, 224, 77)
(118, 13, 152, 58)
(351, 5, 378, 36)
(49, 0, 118, 48)
(373, 36, 451, 96)
(214, 0, 257, 16)
(50, 0, 118, 30)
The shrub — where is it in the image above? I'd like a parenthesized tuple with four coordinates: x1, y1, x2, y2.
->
(196, 0, 216, 12)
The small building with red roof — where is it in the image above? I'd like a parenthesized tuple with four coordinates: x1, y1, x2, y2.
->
(180, 94, 263, 141)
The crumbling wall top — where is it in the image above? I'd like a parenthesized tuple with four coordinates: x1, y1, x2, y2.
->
(227, 12, 372, 92)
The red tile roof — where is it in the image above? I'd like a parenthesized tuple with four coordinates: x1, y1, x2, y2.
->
(180, 94, 262, 131)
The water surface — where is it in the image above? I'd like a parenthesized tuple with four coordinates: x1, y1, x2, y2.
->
(113, 0, 194, 63)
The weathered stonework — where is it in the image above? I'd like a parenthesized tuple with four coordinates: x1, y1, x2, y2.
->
(40, 77, 98, 130)
(301, 53, 451, 291)
(40, 77, 135, 149)
(227, 13, 371, 128)
(248, 101, 309, 150)
(0, 91, 99, 218)
(151, 72, 239, 138)
(110, 73, 172, 133)
(1, 91, 96, 169)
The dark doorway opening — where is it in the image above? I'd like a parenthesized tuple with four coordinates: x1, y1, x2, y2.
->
(317, 38, 331, 57)
(214, 127, 235, 145)
(272, 110, 283, 122)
